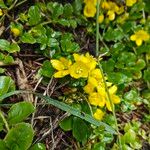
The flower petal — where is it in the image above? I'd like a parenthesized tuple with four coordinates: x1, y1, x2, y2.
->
(54, 70, 69, 78)
(130, 35, 136, 41)
(111, 95, 121, 104)
(136, 39, 142, 46)
(93, 109, 105, 120)
(109, 85, 117, 94)
(51, 60, 65, 71)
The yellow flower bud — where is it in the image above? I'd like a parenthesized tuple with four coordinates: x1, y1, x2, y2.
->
(107, 10, 115, 21)
(93, 109, 104, 120)
(98, 14, 104, 23)
(11, 28, 21, 36)
(0, 9, 3, 16)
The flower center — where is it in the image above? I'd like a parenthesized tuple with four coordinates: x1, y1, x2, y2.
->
(76, 68, 83, 74)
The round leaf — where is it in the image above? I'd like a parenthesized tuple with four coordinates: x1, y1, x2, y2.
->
(29, 143, 46, 150)
(59, 116, 73, 131)
(72, 117, 90, 142)
(8, 102, 35, 125)
(5, 123, 34, 150)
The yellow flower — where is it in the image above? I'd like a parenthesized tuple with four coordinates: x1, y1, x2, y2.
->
(107, 10, 115, 21)
(51, 57, 72, 78)
(106, 85, 121, 111)
(88, 69, 103, 87)
(0, 9, 3, 16)
(11, 28, 21, 36)
(84, 4, 96, 18)
(102, 1, 110, 10)
(85, 53, 97, 70)
(69, 61, 89, 78)
(84, 83, 95, 94)
(126, 0, 137, 7)
(88, 92, 105, 107)
(102, 1, 120, 21)
(109, 85, 117, 94)
(73, 53, 97, 71)
(106, 100, 112, 111)
(84, 0, 97, 6)
(98, 14, 104, 23)
(93, 109, 104, 120)
(130, 30, 150, 46)
(109, 85, 120, 103)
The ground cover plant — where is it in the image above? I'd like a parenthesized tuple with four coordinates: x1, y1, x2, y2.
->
(0, 0, 150, 149)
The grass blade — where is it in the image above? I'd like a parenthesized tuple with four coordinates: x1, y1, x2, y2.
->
(0, 90, 116, 134)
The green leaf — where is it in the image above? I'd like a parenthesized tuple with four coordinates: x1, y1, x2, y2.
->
(0, 40, 20, 53)
(144, 0, 150, 12)
(104, 28, 124, 42)
(58, 19, 70, 27)
(0, 39, 10, 51)
(93, 142, 105, 150)
(0, 116, 4, 132)
(48, 38, 59, 48)
(61, 34, 79, 53)
(8, 43, 20, 53)
(130, 141, 142, 149)
(47, 2, 63, 19)
(69, 19, 77, 28)
(0, 0, 8, 8)
(72, 117, 90, 142)
(20, 32, 36, 44)
(108, 72, 132, 84)
(121, 21, 135, 33)
(0, 140, 8, 150)
(134, 59, 146, 70)
(0, 68, 5, 74)
(81, 101, 91, 115)
(124, 90, 138, 101)
(4, 123, 34, 150)
(124, 129, 136, 144)
(72, 0, 82, 14)
(29, 143, 46, 150)
(137, 45, 150, 54)
(63, 4, 73, 18)
(59, 116, 73, 131)
(144, 69, 150, 82)
(41, 60, 54, 78)
(8, 102, 35, 125)
(0, 76, 15, 99)
(3, 55, 14, 64)
(0, 91, 116, 134)
(28, 6, 41, 26)
(122, 144, 133, 150)
(102, 59, 115, 73)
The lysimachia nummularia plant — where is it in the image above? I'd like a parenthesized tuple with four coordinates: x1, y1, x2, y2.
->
(51, 53, 120, 120)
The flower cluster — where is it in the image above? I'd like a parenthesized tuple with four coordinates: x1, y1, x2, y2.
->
(101, 1, 124, 21)
(130, 30, 150, 46)
(83, 0, 138, 22)
(83, 0, 97, 18)
(51, 53, 120, 120)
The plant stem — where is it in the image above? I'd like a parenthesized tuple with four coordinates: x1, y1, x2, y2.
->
(0, 110, 10, 132)
(15, 0, 28, 7)
(98, 63, 122, 150)
(96, 0, 100, 57)
(96, 1, 122, 149)
(8, 0, 18, 10)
